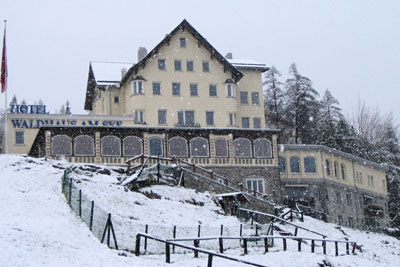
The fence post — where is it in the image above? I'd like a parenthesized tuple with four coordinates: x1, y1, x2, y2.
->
(352, 242, 356, 254)
(255, 224, 258, 236)
(126, 161, 131, 175)
(68, 178, 72, 205)
(240, 224, 243, 236)
(78, 189, 82, 217)
(271, 222, 274, 246)
(294, 227, 298, 236)
(198, 225, 201, 246)
(283, 238, 287, 251)
(172, 225, 176, 253)
(144, 225, 148, 252)
(89, 200, 94, 231)
(135, 235, 141, 256)
(157, 156, 160, 183)
(290, 211, 293, 221)
(219, 237, 224, 253)
(335, 241, 338, 256)
(301, 211, 304, 222)
(108, 214, 119, 250)
(297, 239, 302, 252)
(322, 240, 326, 255)
(220, 225, 223, 236)
(193, 240, 199, 258)
(243, 238, 248, 255)
(210, 171, 213, 180)
(264, 238, 268, 253)
(311, 239, 315, 253)
(346, 242, 349, 254)
(207, 254, 213, 267)
(165, 243, 171, 263)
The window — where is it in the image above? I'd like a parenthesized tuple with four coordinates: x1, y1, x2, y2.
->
(206, 111, 214, 126)
(101, 136, 121, 156)
(52, 135, 72, 156)
(279, 157, 286, 173)
(234, 138, 252, 158)
(174, 60, 182, 71)
(304, 157, 317, 173)
(253, 117, 261, 129)
(190, 83, 198, 96)
(172, 83, 181, 96)
(215, 138, 228, 157)
(114, 95, 120, 104)
(149, 137, 163, 156)
(346, 194, 352, 206)
(158, 59, 166, 70)
(356, 172, 363, 184)
(229, 113, 236, 126)
(152, 82, 161, 95)
(336, 191, 341, 203)
(180, 38, 186, 48)
(178, 110, 195, 126)
(168, 136, 188, 157)
(202, 61, 209, 72)
(123, 136, 143, 156)
(132, 80, 144, 95)
(368, 175, 374, 187)
(227, 84, 236, 97)
(334, 161, 338, 178)
(15, 131, 24, 145)
(290, 156, 300, 173)
(134, 110, 144, 124)
(341, 164, 346, 180)
(242, 117, 250, 128)
(74, 135, 94, 156)
(158, 110, 167, 125)
(186, 60, 194, 72)
(209, 84, 217, 97)
(325, 159, 331, 176)
(383, 179, 387, 190)
(253, 138, 272, 158)
(251, 92, 259, 105)
(190, 137, 209, 157)
(240, 92, 248, 104)
(247, 179, 264, 194)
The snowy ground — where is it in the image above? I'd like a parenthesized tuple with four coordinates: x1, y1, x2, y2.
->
(1, 155, 400, 267)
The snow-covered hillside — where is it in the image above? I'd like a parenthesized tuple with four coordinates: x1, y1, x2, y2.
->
(1, 155, 399, 267)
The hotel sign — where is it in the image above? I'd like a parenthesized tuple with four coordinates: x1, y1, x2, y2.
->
(10, 104, 49, 114)
(11, 119, 124, 129)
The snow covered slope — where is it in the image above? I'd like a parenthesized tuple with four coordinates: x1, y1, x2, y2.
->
(1, 155, 400, 267)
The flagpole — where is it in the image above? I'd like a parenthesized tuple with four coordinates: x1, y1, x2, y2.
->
(2, 20, 7, 154)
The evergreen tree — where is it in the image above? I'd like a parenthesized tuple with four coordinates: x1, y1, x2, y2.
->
(263, 66, 284, 128)
(284, 63, 320, 144)
(65, 101, 71, 115)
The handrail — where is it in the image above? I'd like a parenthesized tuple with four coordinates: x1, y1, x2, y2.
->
(135, 233, 267, 267)
(239, 208, 327, 238)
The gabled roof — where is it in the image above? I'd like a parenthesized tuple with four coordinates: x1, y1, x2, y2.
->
(122, 19, 244, 84)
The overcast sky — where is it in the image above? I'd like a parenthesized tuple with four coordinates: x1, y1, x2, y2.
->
(1, 0, 399, 123)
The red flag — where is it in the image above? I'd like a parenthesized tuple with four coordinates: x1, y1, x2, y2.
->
(1, 25, 7, 93)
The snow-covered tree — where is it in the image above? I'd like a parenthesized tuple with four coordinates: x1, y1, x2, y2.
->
(284, 63, 320, 144)
(263, 66, 285, 128)
(65, 101, 71, 115)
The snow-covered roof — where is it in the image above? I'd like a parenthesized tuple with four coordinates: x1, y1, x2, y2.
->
(91, 61, 134, 84)
(227, 58, 269, 71)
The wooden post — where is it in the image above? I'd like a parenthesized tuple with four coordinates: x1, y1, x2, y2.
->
(271, 223, 274, 246)
(144, 225, 148, 252)
(297, 239, 302, 252)
(210, 171, 213, 179)
(207, 254, 213, 267)
(198, 225, 201, 246)
(346, 242, 349, 254)
(335, 241, 338, 256)
(172, 225, 176, 253)
(239, 183, 243, 192)
(255, 224, 258, 236)
(78, 189, 82, 217)
(244, 238, 248, 255)
(300, 212, 304, 222)
(135, 235, 141, 256)
(311, 239, 315, 253)
(89, 200, 94, 231)
(165, 243, 171, 263)
(264, 238, 268, 253)
(68, 178, 72, 205)
(294, 227, 298, 236)
(193, 240, 199, 258)
(220, 225, 223, 236)
(219, 237, 224, 253)
(251, 213, 254, 225)
(109, 215, 119, 250)
(322, 240, 326, 255)
(290, 211, 293, 221)
(141, 154, 144, 164)
(352, 242, 356, 254)
(157, 156, 160, 183)
(107, 217, 111, 248)
(283, 238, 287, 251)
(239, 224, 243, 236)
(126, 161, 131, 175)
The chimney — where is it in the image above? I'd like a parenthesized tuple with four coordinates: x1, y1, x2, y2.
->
(121, 68, 127, 79)
(138, 47, 147, 62)
(225, 52, 232, 59)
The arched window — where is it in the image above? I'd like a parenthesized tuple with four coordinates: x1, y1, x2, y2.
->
(190, 137, 209, 157)
(290, 156, 300, 173)
(52, 135, 72, 156)
(325, 159, 331, 176)
(334, 161, 338, 178)
(215, 138, 228, 158)
(253, 138, 272, 158)
(234, 138, 252, 158)
(304, 157, 316, 173)
(149, 137, 163, 156)
(123, 136, 143, 156)
(101, 136, 121, 156)
(341, 164, 346, 180)
(168, 136, 188, 157)
(279, 156, 286, 173)
(74, 135, 94, 156)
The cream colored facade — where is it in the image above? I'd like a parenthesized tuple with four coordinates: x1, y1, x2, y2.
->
(86, 20, 267, 130)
